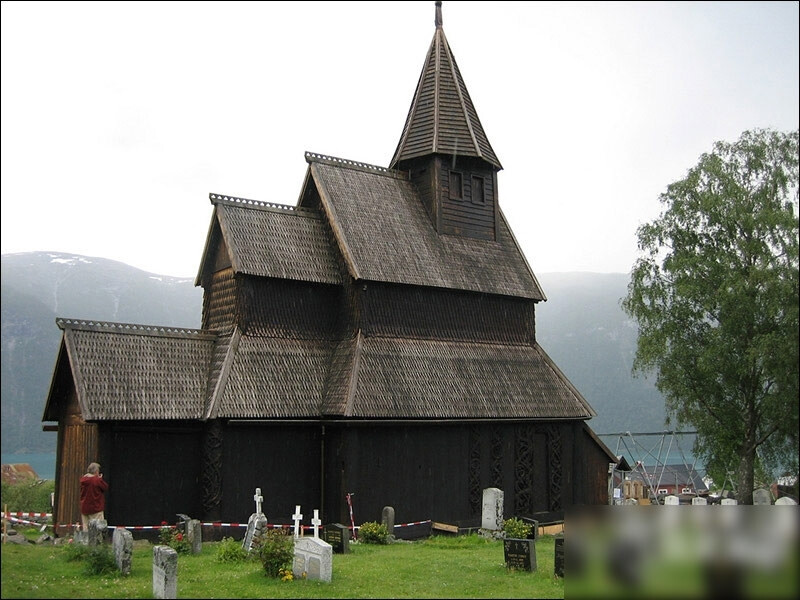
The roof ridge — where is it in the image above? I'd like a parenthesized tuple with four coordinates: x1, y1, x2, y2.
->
(209, 193, 319, 217)
(56, 318, 216, 339)
(305, 151, 409, 180)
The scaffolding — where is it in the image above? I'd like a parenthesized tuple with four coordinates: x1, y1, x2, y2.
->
(600, 431, 706, 502)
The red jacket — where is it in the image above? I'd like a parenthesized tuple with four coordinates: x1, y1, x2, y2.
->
(79, 474, 109, 515)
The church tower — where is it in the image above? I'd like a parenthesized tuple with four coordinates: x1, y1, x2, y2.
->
(390, 1, 502, 241)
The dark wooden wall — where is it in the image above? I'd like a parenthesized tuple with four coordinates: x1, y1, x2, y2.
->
(361, 283, 535, 344)
(218, 423, 322, 525)
(99, 422, 204, 529)
(321, 420, 591, 531)
(439, 156, 496, 241)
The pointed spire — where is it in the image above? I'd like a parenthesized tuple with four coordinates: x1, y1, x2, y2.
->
(390, 2, 501, 170)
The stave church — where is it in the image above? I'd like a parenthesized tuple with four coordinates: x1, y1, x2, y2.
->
(43, 1, 618, 537)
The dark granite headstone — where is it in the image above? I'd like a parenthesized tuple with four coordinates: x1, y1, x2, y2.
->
(503, 538, 536, 572)
(554, 534, 565, 578)
(322, 522, 350, 554)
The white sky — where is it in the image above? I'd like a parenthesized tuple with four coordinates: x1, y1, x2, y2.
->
(2, 1, 798, 277)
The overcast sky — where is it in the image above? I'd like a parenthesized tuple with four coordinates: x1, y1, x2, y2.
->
(2, 1, 798, 277)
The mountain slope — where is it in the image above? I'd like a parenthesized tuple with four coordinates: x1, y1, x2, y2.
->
(534, 272, 666, 436)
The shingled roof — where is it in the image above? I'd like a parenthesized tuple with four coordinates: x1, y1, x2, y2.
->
(196, 195, 344, 286)
(322, 334, 595, 419)
(389, 1, 501, 169)
(43, 319, 217, 421)
(307, 153, 543, 299)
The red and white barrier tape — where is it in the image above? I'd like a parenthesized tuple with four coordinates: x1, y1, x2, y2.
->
(90, 519, 433, 531)
(4, 511, 52, 518)
(6, 515, 52, 528)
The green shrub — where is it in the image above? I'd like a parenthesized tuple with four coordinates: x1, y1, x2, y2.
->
(62, 539, 90, 562)
(252, 527, 294, 578)
(502, 517, 532, 539)
(83, 545, 117, 575)
(215, 536, 249, 563)
(1, 479, 55, 512)
(158, 522, 190, 554)
(358, 521, 389, 544)
(62, 540, 116, 575)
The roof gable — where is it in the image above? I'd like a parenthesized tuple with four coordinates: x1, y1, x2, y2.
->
(308, 153, 543, 299)
(45, 319, 217, 421)
(196, 194, 344, 286)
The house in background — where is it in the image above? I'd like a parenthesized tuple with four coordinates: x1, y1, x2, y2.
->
(621, 462, 709, 500)
(43, 2, 619, 538)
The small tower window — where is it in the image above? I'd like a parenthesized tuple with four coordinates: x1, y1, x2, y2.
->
(471, 175, 485, 204)
(449, 171, 463, 200)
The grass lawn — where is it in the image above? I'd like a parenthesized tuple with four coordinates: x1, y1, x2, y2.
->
(0, 531, 564, 599)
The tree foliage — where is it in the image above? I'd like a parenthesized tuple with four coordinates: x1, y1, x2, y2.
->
(622, 129, 799, 504)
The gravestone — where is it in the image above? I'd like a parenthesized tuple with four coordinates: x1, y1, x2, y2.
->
(87, 519, 107, 547)
(527, 519, 540, 540)
(311, 509, 322, 538)
(323, 523, 350, 554)
(381, 506, 395, 540)
(691, 497, 708, 505)
(721, 498, 738, 505)
(292, 505, 304, 539)
(775, 497, 798, 505)
(554, 534, 565, 578)
(753, 488, 771, 505)
(293, 536, 333, 582)
(242, 488, 268, 553)
(480, 488, 504, 538)
(503, 537, 537, 572)
(186, 518, 202, 554)
(664, 495, 680, 505)
(112, 527, 133, 575)
(153, 545, 178, 599)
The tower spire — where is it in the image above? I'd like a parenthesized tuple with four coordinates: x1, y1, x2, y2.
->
(435, 1, 442, 29)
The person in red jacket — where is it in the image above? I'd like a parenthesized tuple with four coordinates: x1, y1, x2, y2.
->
(80, 462, 109, 531)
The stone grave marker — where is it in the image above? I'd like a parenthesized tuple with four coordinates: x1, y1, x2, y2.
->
(775, 497, 798, 505)
(664, 495, 680, 505)
(186, 518, 202, 554)
(382, 506, 395, 540)
(293, 536, 333, 583)
(691, 496, 708, 505)
(87, 519, 107, 547)
(721, 498, 738, 505)
(480, 487, 504, 538)
(504, 537, 537, 572)
(323, 523, 350, 554)
(112, 527, 133, 575)
(753, 488, 772, 505)
(242, 487, 268, 553)
(554, 534, 564, 578)
(527, 519, 540, 540)
(153, 545, 178, 599)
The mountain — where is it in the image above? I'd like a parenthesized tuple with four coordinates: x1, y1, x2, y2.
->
(0, 252, 667, 455)
(534, 272, 667, 437)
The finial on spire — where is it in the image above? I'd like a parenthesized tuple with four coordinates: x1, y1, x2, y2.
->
(435, 1, 442, 29)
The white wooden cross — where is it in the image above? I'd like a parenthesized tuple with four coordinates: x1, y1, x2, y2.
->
(312, 509, 322, 539)
(253, 488, 263, 515)
(292, 505, 303, 538)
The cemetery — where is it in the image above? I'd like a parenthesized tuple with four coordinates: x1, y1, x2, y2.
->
(1, 484, 573, 598)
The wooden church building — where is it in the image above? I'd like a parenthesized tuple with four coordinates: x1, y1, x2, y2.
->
(43, 2, 617, 537)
